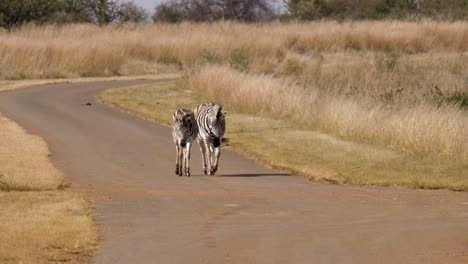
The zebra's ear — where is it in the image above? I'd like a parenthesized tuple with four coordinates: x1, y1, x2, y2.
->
(212, 104, 221, 114)
(183, 114, 191, 122)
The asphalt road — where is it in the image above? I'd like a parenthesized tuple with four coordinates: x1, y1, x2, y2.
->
(0, 80, 467, 264)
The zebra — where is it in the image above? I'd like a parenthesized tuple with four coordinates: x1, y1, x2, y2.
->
(172, 108, 198, 177)
(194, 102, 226, 175)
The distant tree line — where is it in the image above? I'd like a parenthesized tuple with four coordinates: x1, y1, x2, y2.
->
(154, 0, 468, 22)
(2, 0, 468, 29)
(285, 0, 468, 20)
(0, 0, 147, 29)
(153, 0, 276, 22)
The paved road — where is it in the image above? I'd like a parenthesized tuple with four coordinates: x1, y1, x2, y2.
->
(0, 80, 467, 264)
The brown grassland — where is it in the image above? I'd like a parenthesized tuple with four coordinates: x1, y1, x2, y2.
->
(1, 21, 468, 163)
(0, 113, 97, 263)
(1, 21, 468, 192)
(99, 80, 468, 190)
(1, 20, 468, 261)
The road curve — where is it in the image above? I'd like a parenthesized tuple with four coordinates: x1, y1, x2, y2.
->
(0, 80, 467, 264)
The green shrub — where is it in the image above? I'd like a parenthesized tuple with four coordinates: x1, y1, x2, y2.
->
(152, 3, 183, 23)
(445, 92, 468, 109)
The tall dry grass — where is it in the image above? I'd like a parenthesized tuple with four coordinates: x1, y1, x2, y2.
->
(99, 81, 468, 190)
(187, 66, 468, 163)
(2, 21, 468, 79)
(1, 21, 468, 163)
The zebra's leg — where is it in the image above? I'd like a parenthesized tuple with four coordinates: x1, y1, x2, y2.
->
(204, 140, 214, 175)
(184, 142, 192, 177)
(207, 142, 217, 175)
(198, 138, 207, 175)
(175, 143, 182, 176)
(212, 146, 221, 174)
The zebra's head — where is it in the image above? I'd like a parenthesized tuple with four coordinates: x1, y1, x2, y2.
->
(207, 104, 226, 138)
(174, 112, 194, 126)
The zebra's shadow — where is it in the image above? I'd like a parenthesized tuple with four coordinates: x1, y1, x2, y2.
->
(217, 173, 289, 177)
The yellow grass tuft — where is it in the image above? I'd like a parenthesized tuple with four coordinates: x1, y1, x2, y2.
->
(0, 113, 63, 190)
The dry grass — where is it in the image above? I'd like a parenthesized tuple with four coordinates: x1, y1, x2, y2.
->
(98, 81, 468, 191)
(2, 21, 467, 163)
(0, 113, 63, 190)
(2, 21, 468, 79)
(188, 66, 468, 163)
(0, 191, 96, 264)
(0, 112, 96, 262)
(3, 21, 468, 187)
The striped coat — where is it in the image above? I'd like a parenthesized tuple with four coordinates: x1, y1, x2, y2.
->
(194, 102, 226, 175)
(172, 108, 198, 177)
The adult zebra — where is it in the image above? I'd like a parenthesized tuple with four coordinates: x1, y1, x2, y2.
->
(172, 108, 198, 177)
(195, 102, 226, 175)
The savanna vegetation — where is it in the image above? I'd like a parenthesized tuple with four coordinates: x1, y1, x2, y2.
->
(0, 113, 96, 263)
(2, 21, 468, 190)
(0, 0, 147, 28)
(286, 0, 468, 20)
(2, 1, 468, 263)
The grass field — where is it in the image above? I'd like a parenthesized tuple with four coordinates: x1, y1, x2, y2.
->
(0, 21, 467, 262)
(0, 113, 96, 263)
(2, 21, 467, 164)
(99, 80, 468, 191)
(2, 21, 468, 190)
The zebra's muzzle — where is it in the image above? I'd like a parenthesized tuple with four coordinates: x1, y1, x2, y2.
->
(213, 137, 221, 148)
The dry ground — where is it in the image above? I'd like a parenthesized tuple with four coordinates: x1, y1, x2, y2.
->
(98, 80, 468, 190)
(0, 108, 96, 263)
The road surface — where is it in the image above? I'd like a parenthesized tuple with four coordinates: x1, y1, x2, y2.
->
(0, 80, 467, 263)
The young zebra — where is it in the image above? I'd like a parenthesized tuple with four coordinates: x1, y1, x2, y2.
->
(194, 102, 226, 175)
(172, 109, 198, 177)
